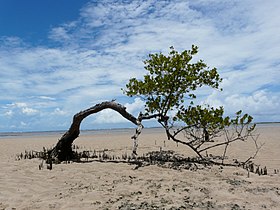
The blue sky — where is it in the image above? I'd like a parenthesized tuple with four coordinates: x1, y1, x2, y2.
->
(0, 0, 280, 132)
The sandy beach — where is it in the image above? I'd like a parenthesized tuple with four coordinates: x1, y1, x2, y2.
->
(0, 125, 279, 209)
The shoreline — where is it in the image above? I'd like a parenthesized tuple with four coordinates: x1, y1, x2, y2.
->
(0, 127, 165, 139)
(1, 122, 280, 139)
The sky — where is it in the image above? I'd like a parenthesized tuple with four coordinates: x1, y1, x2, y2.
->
(0, 0, 279, 132)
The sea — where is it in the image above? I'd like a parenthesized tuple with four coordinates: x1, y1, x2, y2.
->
(0, 127, 165, 139)
(0, 123, 279, 139)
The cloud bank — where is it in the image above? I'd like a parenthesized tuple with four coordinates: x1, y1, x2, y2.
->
(0, 0, 280, 131)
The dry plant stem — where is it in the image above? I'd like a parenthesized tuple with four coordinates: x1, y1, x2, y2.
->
(198, 123, 249, 154)
(162, 120, 259, 166)
(251, 134, 264, 159)
(221, 129, 231, 164)
(164, 127, 204, 159)
(243, 133, 264, 165)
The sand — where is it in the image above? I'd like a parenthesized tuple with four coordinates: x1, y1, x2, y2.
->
(0, 125, 279, 209)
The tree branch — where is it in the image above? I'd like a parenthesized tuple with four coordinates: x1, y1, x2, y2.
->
(51, 101, 140, 161)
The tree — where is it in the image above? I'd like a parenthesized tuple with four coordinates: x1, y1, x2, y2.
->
(124, 46, 258, 164)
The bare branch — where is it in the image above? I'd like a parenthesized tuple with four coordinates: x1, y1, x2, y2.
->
(51, 101, 141, 161)
(251, 133, 265, 159)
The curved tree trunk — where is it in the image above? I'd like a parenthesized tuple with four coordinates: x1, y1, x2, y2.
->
(50, 101, 142, 161)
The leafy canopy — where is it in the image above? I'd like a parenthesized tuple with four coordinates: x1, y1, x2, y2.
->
(125, 45, 222, 119)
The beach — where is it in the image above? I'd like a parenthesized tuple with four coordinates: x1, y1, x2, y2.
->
(0, 125, 279, 209)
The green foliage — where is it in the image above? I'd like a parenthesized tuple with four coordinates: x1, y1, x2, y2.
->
(124, 45, 254, 138)
(125, 46, 222, 116)
(178, 105, 229, 131)
(231, 110, 255, 131)
(178, 107, 254, 130)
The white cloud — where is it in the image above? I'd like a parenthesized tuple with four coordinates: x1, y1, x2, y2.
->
(125, 98, 145, 114)
(38, 96, 56, 101)
(1, 0, 280, 131)
(4, 110, 13, 117)
(2, 101, 39, 118)
(20, 121, 27, 126)
(49, 26, 72, 42)
(52, 108, 67, 116)
(205, 89, 280, 121)
(12, 102, 27, 108)
(21, 107, 39, 116)
(0, 36, 26, 48)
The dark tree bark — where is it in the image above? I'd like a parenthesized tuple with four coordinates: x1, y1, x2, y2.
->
(50, 101, 142, 161)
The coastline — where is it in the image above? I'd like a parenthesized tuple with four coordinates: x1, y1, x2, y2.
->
(1, 122, 280, 139)
(0, 127, 165, 139)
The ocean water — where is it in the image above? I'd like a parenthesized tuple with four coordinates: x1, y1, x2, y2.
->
(0, 127, 153, 139)
(0, 123, 278, 139)
(0, 130, 65, 139)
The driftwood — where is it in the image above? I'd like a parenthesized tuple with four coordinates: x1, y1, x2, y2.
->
(50, 101, 144, 161)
